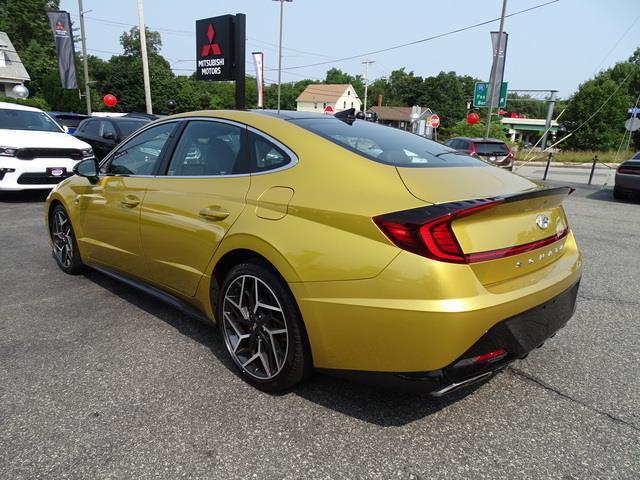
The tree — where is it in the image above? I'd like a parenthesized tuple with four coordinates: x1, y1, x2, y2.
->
(0, 0, 60, 98)
(562, 54, 640, 150)
(119, 27, 163, 56)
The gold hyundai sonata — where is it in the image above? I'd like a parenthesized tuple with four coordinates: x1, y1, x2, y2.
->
(45, 109, 582, 394)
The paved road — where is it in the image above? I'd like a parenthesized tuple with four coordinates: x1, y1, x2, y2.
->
(515, 165, 616, 186)
(1, 187, 639, 480)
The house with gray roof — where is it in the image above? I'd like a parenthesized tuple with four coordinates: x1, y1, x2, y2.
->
(0, 32, 31, 98)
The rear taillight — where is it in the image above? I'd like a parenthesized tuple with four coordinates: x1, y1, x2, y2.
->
(618, 166, 640, 175)
(374, 200, 503, 264)
(374, 191, 572, 264)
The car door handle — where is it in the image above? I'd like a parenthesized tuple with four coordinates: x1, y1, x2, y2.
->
(120, 195, 140, 208)
(199, 207, 230, 221)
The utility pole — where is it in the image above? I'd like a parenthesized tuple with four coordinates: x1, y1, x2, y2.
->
(485, 0, 508, 139)
(137, 0, 153, 114)
(362, 59, 375, 114)
(274, 0, 292, 113)
(78, 0, 91, 115)
(540, 90, 557, 151)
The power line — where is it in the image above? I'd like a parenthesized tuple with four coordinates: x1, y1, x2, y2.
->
(268, 0, 560, 71)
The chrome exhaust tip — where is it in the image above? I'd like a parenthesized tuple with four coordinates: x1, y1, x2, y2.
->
(429, 371, 494, 397)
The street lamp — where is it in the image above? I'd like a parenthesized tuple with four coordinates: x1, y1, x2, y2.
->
(273, 0, 292, 113)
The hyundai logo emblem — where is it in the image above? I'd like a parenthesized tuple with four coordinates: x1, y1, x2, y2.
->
(536, 214, 550, 230)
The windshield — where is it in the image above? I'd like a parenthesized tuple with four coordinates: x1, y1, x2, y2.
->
(117, 119, 148, 137)
(0, 108, 62, 133)
(291, 118, 485, 168)
(475, 142, 509, 155)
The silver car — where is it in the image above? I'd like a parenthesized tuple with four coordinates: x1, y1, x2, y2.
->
(614, 151, 640, 200)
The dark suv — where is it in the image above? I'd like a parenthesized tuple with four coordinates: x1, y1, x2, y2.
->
(445, 137, 514, 170)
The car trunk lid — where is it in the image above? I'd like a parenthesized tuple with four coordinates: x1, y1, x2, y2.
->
(378, 167, 573, 285)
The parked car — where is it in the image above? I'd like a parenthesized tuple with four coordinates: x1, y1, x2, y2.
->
(74, 116, 150, 159)
(0, 101, 94, 191)
(47, 112, 90, 135)
(445, 137, 514, 170)
(614, 151, 640, 200)
(46, 110, 582, 394)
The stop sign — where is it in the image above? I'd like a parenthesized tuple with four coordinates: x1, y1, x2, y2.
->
(324, 105, 334, 114)
(429, 114, 440, 128)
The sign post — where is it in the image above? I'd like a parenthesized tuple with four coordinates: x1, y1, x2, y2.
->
(195, 13, 246, 109)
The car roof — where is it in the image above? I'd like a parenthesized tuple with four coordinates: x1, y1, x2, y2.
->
(254, 110, 334, 120)
(0, 101, 43, 113)
(48, 111, 90, 118)
(449, 136, 506, 143)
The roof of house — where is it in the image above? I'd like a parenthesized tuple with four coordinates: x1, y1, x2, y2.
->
(370, 106, 414, 122)
(296, 84, 357, 103)
(0, 32, 30, 83)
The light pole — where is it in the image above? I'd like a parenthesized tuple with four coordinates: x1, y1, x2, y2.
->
(78, 0, 91, 114)
(273, 0, 292, 113)
(137, 0, 153, 114)
(484, 0, 508, 139)
(362, 59, 374, 115)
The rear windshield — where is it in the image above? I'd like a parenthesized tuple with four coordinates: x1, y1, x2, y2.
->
(291, 118, 485, 168)
(117, 119, 147, 137)
(475, 142, 509, 155)
(54, 117, 85, 128)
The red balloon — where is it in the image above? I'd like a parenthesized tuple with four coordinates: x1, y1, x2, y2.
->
(103, 94, 118, 107)
(467, 112, 480, 124)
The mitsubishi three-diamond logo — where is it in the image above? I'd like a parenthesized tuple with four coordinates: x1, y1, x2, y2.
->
(201, 24, 222, 56)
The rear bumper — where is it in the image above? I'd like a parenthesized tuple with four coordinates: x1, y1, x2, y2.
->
(615, 173, 640, 193)
(320, 280, 580, 394)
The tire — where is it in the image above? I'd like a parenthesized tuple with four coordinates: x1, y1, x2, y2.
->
(613, 187, 624, 200)
(217, 262, 311, 392)
(49, 204, 87, 275)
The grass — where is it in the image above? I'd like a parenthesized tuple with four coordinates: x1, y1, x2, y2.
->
(514, 149, 635, 164)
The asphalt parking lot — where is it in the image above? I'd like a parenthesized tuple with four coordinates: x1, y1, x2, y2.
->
(1, 184, 639, 480)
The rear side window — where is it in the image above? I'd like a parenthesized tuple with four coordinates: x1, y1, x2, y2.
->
(474, 142, 509, 155)
(250, 132, 291, 173)
(292, 118, 484, 168)
(166, 120, 244, 176)
(633, 152, 640, 160)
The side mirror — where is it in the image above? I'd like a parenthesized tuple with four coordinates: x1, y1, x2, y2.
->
(73, 158, 99, 183)
(102, 131, 116, 140)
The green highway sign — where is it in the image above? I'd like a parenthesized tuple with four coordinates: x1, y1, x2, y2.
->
(473, 82, 508, 108)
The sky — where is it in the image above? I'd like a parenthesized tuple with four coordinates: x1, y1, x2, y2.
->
(59, 0, 640, 99)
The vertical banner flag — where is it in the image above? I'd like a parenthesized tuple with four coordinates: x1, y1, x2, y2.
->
(47, 11, 78, 89)
(488, 31, 508, 108)
(252, 52, 264, 108)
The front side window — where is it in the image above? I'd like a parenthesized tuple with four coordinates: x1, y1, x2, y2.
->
(100, 120, 117, 137)
(83, 120, 100, 137)
(116, 119, 148, 138)
(0, 108, 62, 133)
(166, 120, 243, 176)
(292, 118, 485, 168)
(102, 122, 175, 175)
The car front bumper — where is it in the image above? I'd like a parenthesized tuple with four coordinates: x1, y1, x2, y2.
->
(0, 157, 80, 191)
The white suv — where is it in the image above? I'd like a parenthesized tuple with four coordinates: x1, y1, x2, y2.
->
(0, 101, 94, 191)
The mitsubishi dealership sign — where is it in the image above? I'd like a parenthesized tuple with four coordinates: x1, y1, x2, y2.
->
(195, 13, 246, 108)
